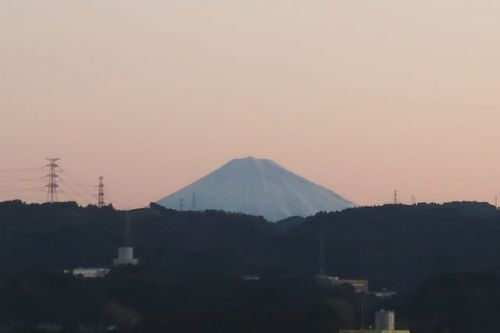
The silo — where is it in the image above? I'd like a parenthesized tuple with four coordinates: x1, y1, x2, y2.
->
(375, 310, 395, 330)
(113, 246, 139, 266)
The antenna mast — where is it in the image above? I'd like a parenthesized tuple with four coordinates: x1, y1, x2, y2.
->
(319, 233, 326, 276)
(45, 158, 61, 203)
(98, 176, 105, 207)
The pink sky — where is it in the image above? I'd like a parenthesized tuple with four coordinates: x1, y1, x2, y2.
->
(1, 0, 500, 208)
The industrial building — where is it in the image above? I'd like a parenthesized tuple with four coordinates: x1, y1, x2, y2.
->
(113, 246, 139, 266)
(335, 279, 369, 293)
(340, 310, 410, 333)
(64, 268, 110, 279)
(316, 275, 369, 293)
(72, 267, 110, 278)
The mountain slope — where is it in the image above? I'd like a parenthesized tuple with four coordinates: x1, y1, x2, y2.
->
(157, 157, 355, 221)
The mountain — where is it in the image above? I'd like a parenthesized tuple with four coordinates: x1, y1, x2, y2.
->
(157, 157, 355, 221)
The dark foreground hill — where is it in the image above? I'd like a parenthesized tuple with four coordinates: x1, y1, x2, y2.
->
(0, 268, 363, 333)
(1, 268, 499, 333)
(391, 272, 500, 333)
(1, 200, 500, 290)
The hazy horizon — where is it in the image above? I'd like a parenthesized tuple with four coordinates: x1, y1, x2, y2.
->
(1, 1, 500, 208)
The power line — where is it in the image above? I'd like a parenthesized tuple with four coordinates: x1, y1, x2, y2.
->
(0, 161, 106, 206)
(0, 177, 44, 184)
(60, 169, 94, 190)
(59, 175, 98, 204)
(58, 169, 98, 204)
(58, 182, 88, 205)
(0, 166, 44, 174)
(0, 187, 45, 193)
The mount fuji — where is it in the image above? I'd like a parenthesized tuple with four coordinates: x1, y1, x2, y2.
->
(157, 157, 355, 221)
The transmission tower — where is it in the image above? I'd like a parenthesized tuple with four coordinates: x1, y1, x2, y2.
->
(393, 190, 398, 205)
(179, 198, 184, 211)
(98, 176, 105, 207)
(45, 158, 61, 203)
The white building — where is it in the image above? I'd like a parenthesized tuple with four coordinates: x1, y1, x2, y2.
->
(113, 247, 139, 266)
(72, 267, 110, 278)
(375, 310, 395, 330)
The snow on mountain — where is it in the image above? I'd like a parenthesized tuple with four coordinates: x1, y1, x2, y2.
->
(157, 157, 356, 222)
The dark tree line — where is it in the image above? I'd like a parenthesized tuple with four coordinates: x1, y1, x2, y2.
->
(0, 200, 500, 290)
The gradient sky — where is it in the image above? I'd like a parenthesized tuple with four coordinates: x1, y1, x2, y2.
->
(1, 0, 500, 208)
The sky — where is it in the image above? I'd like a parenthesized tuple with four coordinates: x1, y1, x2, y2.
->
(1, 0, 500, 208)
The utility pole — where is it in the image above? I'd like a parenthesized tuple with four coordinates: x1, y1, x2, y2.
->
(45, 158, 61, 203)
(98, 176, 105, 207)
(319, 233, 326, 276)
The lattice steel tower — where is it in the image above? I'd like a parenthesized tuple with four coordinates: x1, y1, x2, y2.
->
(98, 176, 105, 207)
(46, 158, 60, 203)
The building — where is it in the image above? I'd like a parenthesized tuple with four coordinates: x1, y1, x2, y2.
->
(375, 310, 395, 330)
(315, 275, 369, 293)
(370, 290, 397, 299)
(340, 331, 409, 333)
(241, 275, 261, 281)
(335, 279, 369, 293)
(340, 310, 410, 333)
(113, 247, 138, 266)
(72, 267, 110, 278)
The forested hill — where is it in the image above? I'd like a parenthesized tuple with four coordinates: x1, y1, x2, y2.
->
(0, 200, 499, 290)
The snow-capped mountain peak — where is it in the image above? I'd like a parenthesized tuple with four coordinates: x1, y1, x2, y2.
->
(157, 157, 355, 221)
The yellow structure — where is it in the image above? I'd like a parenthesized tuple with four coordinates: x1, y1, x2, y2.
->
(340, 310, 410, 333)
(335, 279, 369, 293)
(315, 275, 369, 293)
(340, 330, 410, 333)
